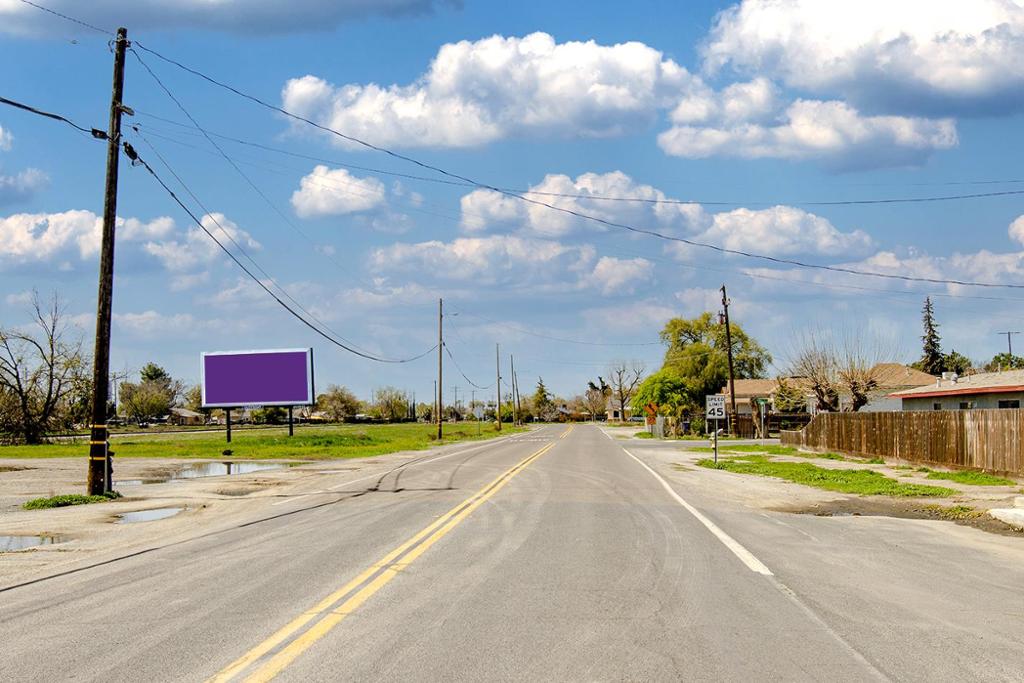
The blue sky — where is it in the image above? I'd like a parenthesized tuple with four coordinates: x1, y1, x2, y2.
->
(3, 0, 1024, 402)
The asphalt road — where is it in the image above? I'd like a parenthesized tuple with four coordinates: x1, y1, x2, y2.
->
(1, 424, 1022, 681)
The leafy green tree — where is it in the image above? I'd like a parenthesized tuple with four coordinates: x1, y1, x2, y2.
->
(140, 362, 170, 382)
(371, 386, 408, 422)
(119, 381, 173, 422)
(942, 350, 972, 374)
(252, 406, 286, 424)
(913, 297, 944, 375)
(631, 370, 689, 415)
(659, 312, 770, 404)
(983, 352, 1024, 372)
(316, 385, 361, 421)
(773, 378, 806, 413)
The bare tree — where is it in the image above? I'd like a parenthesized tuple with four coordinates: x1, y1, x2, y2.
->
(606, 361, 645, 421)
(582, 386, 606, 422)
(0, 292, 87, 443)
(789, 328, 894, 412)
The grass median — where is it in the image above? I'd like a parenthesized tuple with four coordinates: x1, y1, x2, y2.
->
(697, 455, 955, 497)
(921, 469, 1016, 486)
(690, 444, 847, 460)
(0, 423, 525, 460)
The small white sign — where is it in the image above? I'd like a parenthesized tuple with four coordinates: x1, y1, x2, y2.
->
(473, 406, 484, 419)
(706, 395, 726, 420)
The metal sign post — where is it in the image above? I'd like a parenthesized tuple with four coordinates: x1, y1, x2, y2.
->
(706, 395, 726, 465)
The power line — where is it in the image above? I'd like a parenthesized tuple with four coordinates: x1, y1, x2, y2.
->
(15, 0, 112, 35)
(0, 94, 106, 138)
(130, 112, 1024, 205)
(124, 140, 436, 364)
(443, 343, 493, 390)
(124, 44, 1024, 290)
(17, 0, 1024, 289)
(451, 310, 662, 347)
(130, 128, 390, 357)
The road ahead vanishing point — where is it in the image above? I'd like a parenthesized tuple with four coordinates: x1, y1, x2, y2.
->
(2, 425, 1023, 681)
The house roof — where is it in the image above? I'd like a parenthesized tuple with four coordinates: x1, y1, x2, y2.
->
(171, 407, 202, 418)
(872, 363, 936, 389)
(890, 369, 1024, 399)
(719, 379, 778, 398)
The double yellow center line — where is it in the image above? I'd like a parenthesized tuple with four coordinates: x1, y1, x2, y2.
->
(211, 428, 569, 682)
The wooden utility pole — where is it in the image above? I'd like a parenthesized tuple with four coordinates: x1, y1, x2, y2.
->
(514, 370, 522, 424)
(495, 343, 502, 431)
(510, 354, 518, 426)
(437, 298, 443, 439)
(720, 284, 738, 427)
(87, 27, 129, 496)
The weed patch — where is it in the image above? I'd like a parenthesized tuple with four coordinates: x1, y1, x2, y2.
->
(697, 456, 954, 497)
(23, 491, 122, 510)
(925, 470, 1015, 486)
(633, 431, 654, 439)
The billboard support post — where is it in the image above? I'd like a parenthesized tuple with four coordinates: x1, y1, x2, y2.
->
(288, 407, 294, 437)
(226, 409, 232, 444)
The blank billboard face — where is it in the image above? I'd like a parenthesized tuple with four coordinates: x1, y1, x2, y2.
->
(201, 348, 314, 408)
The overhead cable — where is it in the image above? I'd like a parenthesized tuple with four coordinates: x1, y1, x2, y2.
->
(125, 139, 436, 364)
(0, 94, 105, 138)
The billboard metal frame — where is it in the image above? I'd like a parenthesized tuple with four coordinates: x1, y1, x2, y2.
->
(200, 347, 315, 409)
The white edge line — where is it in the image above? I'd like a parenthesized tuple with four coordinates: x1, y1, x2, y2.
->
(622, 447, 773, 576)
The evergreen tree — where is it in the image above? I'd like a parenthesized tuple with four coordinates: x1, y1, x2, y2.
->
(916, 297, 944, 375)
(532, 378, 555, 421)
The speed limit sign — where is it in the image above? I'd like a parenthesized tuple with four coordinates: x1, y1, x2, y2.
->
(706, 395, 726, 420)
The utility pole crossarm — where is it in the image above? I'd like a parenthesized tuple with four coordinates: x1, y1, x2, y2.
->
(997, 331, 1021, 357)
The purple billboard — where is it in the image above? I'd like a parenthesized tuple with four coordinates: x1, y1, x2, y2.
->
(201, 348, 314, 408)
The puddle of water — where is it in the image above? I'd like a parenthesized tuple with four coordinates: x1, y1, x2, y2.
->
(116, 507, 183, 524)
(115, 461, 297, 486)
(1, 535, 64, 552)
(172, 462, 292, 480)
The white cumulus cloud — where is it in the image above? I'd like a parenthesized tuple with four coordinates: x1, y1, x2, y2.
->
(703, 0, 1024, 116)
(659, 97, 957, 170)
(144, 213, 259, 288)
(460, 171, 707, 237)
(281, 32, 695, 148)
(291, 165, 387, 218)
(370, 234, 652, 294)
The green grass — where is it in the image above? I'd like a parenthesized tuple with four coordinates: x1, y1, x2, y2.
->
(690, 444, 846, 460)
(0, 423, 524, 460)
(633, 431, 654, 439)
(924, 470, 1016, 486)
(864, 457, 886, 465)
(697, 455, 955, 497)
(23, 491, 122, 510)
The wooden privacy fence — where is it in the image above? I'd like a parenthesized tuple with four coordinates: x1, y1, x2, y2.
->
(781, 410, 1024, 476)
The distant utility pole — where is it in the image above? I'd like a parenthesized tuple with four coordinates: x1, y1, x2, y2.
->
(452, 385, 459, 421)
(514, 369, 522, 424)
(720, 284, 737, 424)
(437, 298, 443, 439)
(87, 27, 129, 496)
(495, 343, 502, 431)
(997, 331, 1021, 356)
(510, 354, 518, 426)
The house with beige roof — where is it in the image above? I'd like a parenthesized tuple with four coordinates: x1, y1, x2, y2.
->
(720, 363, 936, 414)
(891, 369, 1024, 411)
